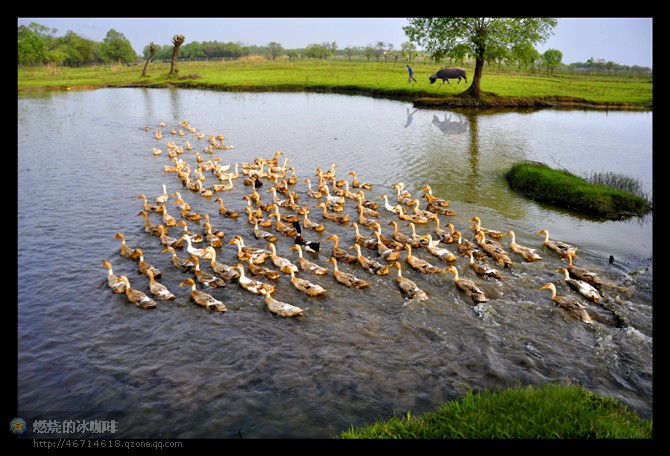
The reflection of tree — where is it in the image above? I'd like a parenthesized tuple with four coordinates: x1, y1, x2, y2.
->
(431, 113, 468, 136)
(169, 88, 181, 121)
(405, 107, 418, 128)
(142, 88, 154, 119)
(464, 112, 479, 191)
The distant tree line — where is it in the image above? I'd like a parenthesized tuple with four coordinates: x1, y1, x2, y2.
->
(18, 21, 652, 76)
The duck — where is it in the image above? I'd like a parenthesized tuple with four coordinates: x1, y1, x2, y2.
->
(355, 190, 379, 211)
(351, 222, 378, 250)
(474, 231, 513, 268)
(349, 243, 390, 275)
(175, 220, 204, 244)
(114, 275, 157, 309)
(565, 251, 603, 290)
(373, 231, 402, 262)
(181, 234, 212, 260)
(155, 184, 170, 205)
(228, 235, 269, 265)
(421, 234, 457, 262)
(171, 191, 191, 211)
(245, 257, 281, 280)
(320, 184, 345, 207)
(159, 204, 178, 227)
(348, 170, 373, 189)
(179, 278, 227, 312)
(145, 268, 176, 301)
(113, 232, 142, 261)
(156, 224, 184, 249)
(287, 268, 326, 297)
(410, 199, 439, 221)
(259, 288, 306, 318)
(397, 206, 430, 225)
(393, 261, 428, 304)
(134, 249, 162, 279)
(291, 220, 320, 253)
(101, 260, 126, 294)
(202, 222, 223, 248)
(138, 194, 164, 213)
(269, 209, 297, 237)
(506, 230, 543, 262)
(537, 229, 577, 258)
(379, 194, 402, 215)
(290, 244, 329, 275)
(404, 244, 445, 274)
(202, 246, 240, 280)
(465, 251, 503, 280)
(392, 182, 414, 205)
(233, 264, 276, 295)
(266, 243, 299, 274)
(326, 257, 370, 289)
(138, 210, 162, 236)
(445, 266, 490, 303)
(212, 174, 234, 192)
(540, 283, 593, 324)
(421, 185, 450, 207)
(369, 222, 404, 250)
(315, 202, 349, 224)
(180, 205, 202, 222)
(326, 234, 358, 264)
(254, 220, 277, 243)
(426, 200, 457, 217)
(301, 209, 325, 232)
(303, 178, 323, 199)
(388, 220, 422, 248)
(162, 246, 196, 273)
(434, 219, 456, 243)
(357, 208, 378, 228)
(557, 267, 602, 304)
(452, 231, 488, 261)
(189, 256, 227, 288)
(469, 216, 506, 240)
(213, 197, 239, 218)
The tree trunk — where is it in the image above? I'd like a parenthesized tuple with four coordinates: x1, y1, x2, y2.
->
(169, 35, 185, 77)
(140, 42, 156, 78)
(463, 57, 484, 100)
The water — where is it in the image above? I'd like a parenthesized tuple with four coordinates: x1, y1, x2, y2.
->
(17, 88, 652, 438)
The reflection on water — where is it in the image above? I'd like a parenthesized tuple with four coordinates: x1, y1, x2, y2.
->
(431, 113, 469, 136)
(17, 89, 652, 438)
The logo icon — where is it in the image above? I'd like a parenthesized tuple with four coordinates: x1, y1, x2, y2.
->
(10, 418, 26, 435)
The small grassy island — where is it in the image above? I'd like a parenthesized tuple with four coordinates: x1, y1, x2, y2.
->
(338, 384, 653, 439)
(506, 162, 652, 220)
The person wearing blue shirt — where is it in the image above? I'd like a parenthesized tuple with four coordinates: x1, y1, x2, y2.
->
(407, 64, 417, 84)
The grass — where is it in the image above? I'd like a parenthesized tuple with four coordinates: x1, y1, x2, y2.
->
(17, 59, 653, 108)
(338, 384, 653, 439)
(505, 162, 652, 220)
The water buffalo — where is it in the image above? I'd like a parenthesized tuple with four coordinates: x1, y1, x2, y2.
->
(429, 67, 468, 85)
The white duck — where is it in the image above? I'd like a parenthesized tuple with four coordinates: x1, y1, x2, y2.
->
(179, 278, 227, 312)
(259, 288, 306, 318)
(101, 260, 126, 294)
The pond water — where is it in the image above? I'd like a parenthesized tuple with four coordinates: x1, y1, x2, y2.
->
(17, 88, 652, 439)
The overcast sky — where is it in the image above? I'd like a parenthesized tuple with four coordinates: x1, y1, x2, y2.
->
(17, 17, 653, 68)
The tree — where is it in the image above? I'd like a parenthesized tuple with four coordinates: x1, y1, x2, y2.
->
(140, 42, 156, 78)
(403, 18, 557, 99)
(401, 41, 417, 62)
(18, 29, 48, 65)
(510, 42, 540, 71)
(100, 29, 136, 64)
(169, 34, 185, 76)
(363, 45, 375, 62)
(542, 49, 562, 75)
(287, 50, 299, 61)
(343, 47, 355, 62)
(268, 41, 283, 61)
(374, 41, 386, 62)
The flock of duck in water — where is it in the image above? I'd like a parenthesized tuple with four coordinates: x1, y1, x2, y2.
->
(102, 119, 610, 323)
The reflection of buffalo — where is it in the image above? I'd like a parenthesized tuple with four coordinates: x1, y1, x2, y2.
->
(429, 67, 468, 85)
(432, 114, 468, 135)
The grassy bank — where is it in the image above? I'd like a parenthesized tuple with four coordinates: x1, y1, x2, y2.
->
(17, 59, 652, 109)
(338, 384, 653, 439)
(505, 162, 652, 220)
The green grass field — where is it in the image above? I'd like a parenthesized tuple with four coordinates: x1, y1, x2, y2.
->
(18, 58, 653, 107)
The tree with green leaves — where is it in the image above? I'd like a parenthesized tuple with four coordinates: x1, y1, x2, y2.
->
(268, 42, 283, 61)
(403, 18, 557, 99)
(343, 47, 355, 62)
(100, 29, 136, 64)
(169, 34, 185, 76)
(141, 42, 156, 78)
(18, 29, 48, 65)
(542, 49, 562, 75)
(401, 41, 417, 62)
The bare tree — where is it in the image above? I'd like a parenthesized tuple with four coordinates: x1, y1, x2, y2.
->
(169, 34, 185, 77)
(140, 42, 156, 78)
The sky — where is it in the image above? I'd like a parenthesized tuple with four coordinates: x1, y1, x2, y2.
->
(17, 17, 653, 68)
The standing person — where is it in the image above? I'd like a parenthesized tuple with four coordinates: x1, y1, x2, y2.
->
(407, 64, 417, 84)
